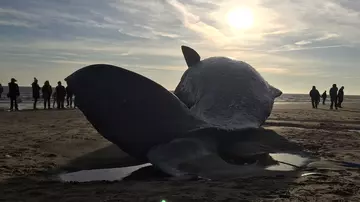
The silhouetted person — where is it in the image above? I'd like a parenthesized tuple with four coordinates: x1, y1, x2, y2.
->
(321, 91, 327, 105)
(32, 78, 41, 110)
(329, 84, 338, 110)
(66, 86, 74, 108)
(8, 78, 20, 111)
(337, 86, 344, 108)
(42, 81, 52, 109)
(0, 83, 3, 99)
(56, 81, 66, 109)
(309, 86, 320, 109)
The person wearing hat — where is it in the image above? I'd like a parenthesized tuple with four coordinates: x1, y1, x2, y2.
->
(32, 77, 41, 110)
(8, 78, 20, 111)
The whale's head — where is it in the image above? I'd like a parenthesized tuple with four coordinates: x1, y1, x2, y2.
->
(174, 45, 282, 129)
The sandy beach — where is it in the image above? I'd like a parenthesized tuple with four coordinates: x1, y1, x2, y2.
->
(1, 102, 360, 202)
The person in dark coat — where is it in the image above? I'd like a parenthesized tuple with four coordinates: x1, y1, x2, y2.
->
(42, 81, 52, 109)
(32, 78, 41, 110)
(0, 83, 3, 99)
(337, 86, 345, 108)
(55, 81, 66, 109)
(329, 84, 338, 110)
(309, 86, 320, 109)
(321, 90, 327, 105)
(66, 86, 74, 108)
(8, 78, 20, 111)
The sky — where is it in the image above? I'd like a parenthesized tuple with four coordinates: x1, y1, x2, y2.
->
(0, 0, 359, 94)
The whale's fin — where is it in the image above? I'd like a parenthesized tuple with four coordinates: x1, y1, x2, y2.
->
(65, 64, 207, 160)
(269, 85, 282, 98)
(181, 45, 201, 68)
(147, 136, 275, 180)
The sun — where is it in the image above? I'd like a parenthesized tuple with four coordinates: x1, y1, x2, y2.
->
(226, 7, 254, 30)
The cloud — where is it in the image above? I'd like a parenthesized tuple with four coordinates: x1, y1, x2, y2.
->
(164, 0, 230, 45)
(1, 0, 360, 94)
(0, 20, 35, 28)
(269, 44, 351, 52)
(293, 33, 339, 46)
(257, 67, 289, 74)
(295, 40, 312, 46)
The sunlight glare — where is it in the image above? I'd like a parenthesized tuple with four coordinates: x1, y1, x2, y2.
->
(226, 7, 254, 30)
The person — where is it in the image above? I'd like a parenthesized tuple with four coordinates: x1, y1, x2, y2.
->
(0, 83, 3, 99)
(337, 86, 345, 108)
(309, 86, 320, 109)
(329, 84, 338, 110)
(8, 78, 20, 111)
(42, 81, 52, 109)
(66, 86, 74, 108)
(321, 90, 327, 105)
(55, 81, 66, 109)
(32, 78, 41, 110)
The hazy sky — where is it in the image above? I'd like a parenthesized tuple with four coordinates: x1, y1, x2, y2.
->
(0, 0, 359, 94)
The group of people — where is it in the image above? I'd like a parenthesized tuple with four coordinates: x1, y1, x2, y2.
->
(0, 78, 74, 111)
(309, 84, 344, 110)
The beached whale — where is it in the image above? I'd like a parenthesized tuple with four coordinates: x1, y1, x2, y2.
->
(65, 46, 310, 179)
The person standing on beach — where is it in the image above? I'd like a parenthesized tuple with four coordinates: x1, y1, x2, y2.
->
(8, 78, 20, 111)
(66, 86, 73, 108)
(337, 86, 345, 108)
(0, 83, 3, 99)
(32, 78, 41, 110)
(329, 84, 338, 110)
(42, 81, 52, 109)
(55, 81, 66, 109)
(321, 91, 327, 105)
(309, 86, 320, 109)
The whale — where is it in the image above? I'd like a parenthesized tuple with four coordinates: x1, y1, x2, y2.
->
(174, 46, 282, 130)
(65, 46, 311, 179)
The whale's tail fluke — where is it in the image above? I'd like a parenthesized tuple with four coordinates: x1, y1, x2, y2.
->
(65, 64, 207, 160)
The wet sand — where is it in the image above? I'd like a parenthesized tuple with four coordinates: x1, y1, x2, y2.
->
(1, 103, 360, 201)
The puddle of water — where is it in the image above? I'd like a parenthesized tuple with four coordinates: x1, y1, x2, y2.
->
(59, 163, 152, 182)
(266, 153, 311, 171)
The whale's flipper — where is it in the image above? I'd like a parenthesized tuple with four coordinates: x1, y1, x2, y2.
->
(65, 64, 208, 160)
(147, 136, 280, 179)
(181, 45, 201, 68)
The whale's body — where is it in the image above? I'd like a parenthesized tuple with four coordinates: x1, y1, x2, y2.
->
(65, 46, 310, 179)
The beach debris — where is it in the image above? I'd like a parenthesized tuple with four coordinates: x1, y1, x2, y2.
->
(301, 172, 327, 177)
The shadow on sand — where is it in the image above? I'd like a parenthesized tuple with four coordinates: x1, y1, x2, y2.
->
(0, 129, 312, 201)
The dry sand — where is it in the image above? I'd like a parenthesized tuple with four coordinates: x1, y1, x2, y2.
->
(1, 103, 360, 201)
